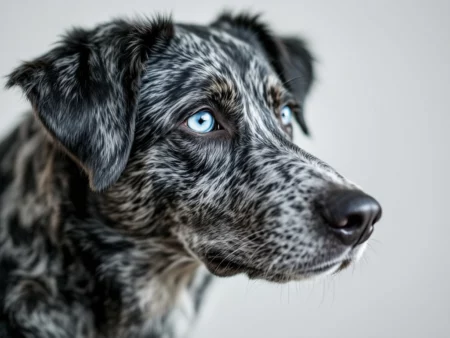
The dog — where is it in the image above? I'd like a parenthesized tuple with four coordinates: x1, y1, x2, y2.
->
(0, 12, 382, 338)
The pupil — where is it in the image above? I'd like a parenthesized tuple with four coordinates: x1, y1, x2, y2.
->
(198, 113, 211, 126)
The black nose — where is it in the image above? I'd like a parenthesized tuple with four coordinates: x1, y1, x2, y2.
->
(321, 189, 382, 246)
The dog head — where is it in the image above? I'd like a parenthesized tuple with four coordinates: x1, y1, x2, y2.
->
(7, 13, 382, 283)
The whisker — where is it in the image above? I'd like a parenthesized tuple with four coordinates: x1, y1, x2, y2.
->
(206, 229, 271, 274)
(282, 75, 304, 87)
(367, 243, 377, 255)
(369, 238, 383, 245)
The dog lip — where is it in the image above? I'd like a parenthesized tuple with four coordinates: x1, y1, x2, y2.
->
(203, 254, 353, 281)
(203, 255, 251, 277)
(335, 258, 352, 273)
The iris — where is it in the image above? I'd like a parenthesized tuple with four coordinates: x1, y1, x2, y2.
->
(187, 110, 215, 133)
(280, 105, 293, 125)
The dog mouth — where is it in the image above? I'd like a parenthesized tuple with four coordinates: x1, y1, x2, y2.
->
(203, 254, 354, 283)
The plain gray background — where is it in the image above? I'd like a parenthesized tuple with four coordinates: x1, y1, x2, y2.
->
(1, 1, 449, 337)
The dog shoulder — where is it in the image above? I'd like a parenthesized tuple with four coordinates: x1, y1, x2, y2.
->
(0, 116, 97, 337)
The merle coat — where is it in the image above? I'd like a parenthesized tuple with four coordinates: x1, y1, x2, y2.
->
(0, 13, 380, 338)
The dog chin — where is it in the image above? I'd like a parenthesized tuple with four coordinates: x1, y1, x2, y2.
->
(250, 258, 354, 283)
(203, 244, 368, 283)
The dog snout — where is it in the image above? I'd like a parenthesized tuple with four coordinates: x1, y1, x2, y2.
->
(321, 189, 382, 246)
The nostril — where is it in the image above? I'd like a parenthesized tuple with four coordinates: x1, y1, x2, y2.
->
(345, 214, 365, 229)
(329, 213, 364, 229)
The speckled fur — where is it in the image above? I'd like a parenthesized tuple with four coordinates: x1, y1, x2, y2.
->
(1, 13, 367, 338)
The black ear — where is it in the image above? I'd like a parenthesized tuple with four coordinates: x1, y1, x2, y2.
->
(6, 17, 174, 190)
(212, 13, 314, 135)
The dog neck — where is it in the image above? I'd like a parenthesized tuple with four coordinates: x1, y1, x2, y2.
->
(64, 157, 213, 337)
(68, 218, 211, 336)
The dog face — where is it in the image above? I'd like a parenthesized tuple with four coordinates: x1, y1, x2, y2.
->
(7, 14, 381, 283)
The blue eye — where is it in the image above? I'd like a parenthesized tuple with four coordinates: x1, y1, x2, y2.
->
(187, 110, 216, 133)
(280, 106, 293, 125)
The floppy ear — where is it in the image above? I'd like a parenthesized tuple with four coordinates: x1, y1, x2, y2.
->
(212, 13, 314, 135)
(6, 17, 174, 191)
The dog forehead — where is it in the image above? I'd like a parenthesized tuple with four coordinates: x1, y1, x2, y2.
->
(174, 24, 257, 59)
(137, 24, 287, 138)
(163, 24, 280, 84)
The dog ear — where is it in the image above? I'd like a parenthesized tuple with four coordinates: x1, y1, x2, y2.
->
(212, 13, 314, 135)
(6, 17, 174, 191)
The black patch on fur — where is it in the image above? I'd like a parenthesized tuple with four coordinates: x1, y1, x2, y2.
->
(0, 257, 17, 308)
(0, 126, 20, 196)
(0, 318, 26, 338)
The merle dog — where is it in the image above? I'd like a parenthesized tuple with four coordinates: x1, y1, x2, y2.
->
(0, 12, 382, 338)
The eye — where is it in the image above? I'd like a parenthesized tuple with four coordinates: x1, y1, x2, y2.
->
(280, 105, 293, 125)
(186, 110, 217, 133)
